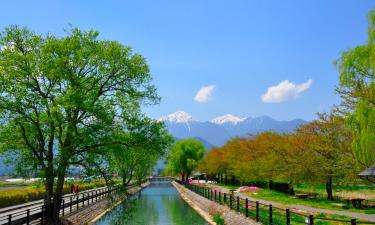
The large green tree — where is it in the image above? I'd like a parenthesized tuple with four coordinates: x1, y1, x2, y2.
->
(0, 25, 159, 223)
(336, 8, 375, 168)
(165, 139, 205, 182)
(109, 115, 173, 187)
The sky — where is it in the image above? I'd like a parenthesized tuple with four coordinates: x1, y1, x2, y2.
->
(0, 1, 373, 121)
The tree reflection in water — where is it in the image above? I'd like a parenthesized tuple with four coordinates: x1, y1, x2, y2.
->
(94, 182, 207, 225)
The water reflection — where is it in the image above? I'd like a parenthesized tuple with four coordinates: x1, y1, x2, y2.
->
(95, 182, 208, 225)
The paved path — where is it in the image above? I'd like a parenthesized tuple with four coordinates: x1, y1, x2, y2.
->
(0, 185, 115, 225)
(174, 182, 260, 225)
(209, 184, 375, 222)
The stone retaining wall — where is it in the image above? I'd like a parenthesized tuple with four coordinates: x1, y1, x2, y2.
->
(172, 181, 260, 225)
(62, 182, 149, 225)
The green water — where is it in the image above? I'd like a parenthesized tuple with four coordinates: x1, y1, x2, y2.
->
(94, 182, 208, 225)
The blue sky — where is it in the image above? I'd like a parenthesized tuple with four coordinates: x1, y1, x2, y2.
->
(0, 1, 373, 121)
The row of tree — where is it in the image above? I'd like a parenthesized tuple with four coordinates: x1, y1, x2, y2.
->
(199, 7, 375, 200)
(0, 26, 173, 224)
(199, 113, 356, 199)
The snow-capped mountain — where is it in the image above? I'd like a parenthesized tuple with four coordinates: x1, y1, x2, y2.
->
(210, 114, 247, 125)
(159, 111, 307, 147)
(158, 110, 194, 123)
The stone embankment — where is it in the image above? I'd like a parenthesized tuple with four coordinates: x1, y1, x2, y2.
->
(172, 181, 260, 225)
(62, 182, 149, 225)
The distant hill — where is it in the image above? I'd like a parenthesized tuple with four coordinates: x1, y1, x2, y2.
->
(0, 157, 14, 176)
(159, 111, 307, 146)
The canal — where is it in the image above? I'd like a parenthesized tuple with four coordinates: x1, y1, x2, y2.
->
(94, 182, 208, 225)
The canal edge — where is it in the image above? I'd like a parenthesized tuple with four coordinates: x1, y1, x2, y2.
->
(172, 181, 216, 225)
(88, 182, 150, 225)
(60, 182, 150, 225)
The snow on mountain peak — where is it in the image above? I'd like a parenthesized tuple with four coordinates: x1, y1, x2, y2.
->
(158, 111, 194, 123)
(210, 114, 247, 125)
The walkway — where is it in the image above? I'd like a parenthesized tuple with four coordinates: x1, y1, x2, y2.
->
(208, 184, 375, 222)
(173, 181, 260, 225)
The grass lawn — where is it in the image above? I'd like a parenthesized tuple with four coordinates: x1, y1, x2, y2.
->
(295, 183, 375, 200)
(208, 185, 360, 225)
(215, 183, 375, 215)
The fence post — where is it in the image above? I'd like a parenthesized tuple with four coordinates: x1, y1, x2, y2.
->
(351, 219, 357, 225)
(245, 198, 249, 217)
(83, 193, 85, 207)
(224, 193, 227, 204)
(286, 209, 290, 225)
(8, 214, 11, 225)
(62, 199, 65, 216)
(269, 204, 273, 225)
(256, 201, 259, 222)
(237, 196, 240, 212)
(41, 205, 44, 225)
(214, 190, 217, 201)
(230, 194, 233, 209)
(70, 197, 72, 213)
(27, 209, 30, 225)
(309, 215, 314, 225)
(219, 192, 221, 203)
(77, 194, 79, 210)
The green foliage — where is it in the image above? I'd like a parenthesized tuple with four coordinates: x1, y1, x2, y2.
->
(336, 8, 375, 168)
(165, 139, 205, 181)
(0, 25, 161, 221)
(107, 115, 173, 186)
(212, 214, 225, 225)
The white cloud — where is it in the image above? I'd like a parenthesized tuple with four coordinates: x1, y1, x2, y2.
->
(194, 85, 215, 103)
(261, 79, 312, 103)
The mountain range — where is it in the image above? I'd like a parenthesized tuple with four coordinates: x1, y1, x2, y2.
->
(159, 111, 307, 148)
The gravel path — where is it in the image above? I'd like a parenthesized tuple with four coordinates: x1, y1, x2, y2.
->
(173, 182, 260, 225)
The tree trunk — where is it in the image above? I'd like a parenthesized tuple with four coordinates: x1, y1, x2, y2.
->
(181, 172, 185, 182)
(122, 176, 127, 187)
(185, 173, 190, 183)
(46, 166, 66, 225)
(44, 167, 56, 225)
(326, 176, 334, 200)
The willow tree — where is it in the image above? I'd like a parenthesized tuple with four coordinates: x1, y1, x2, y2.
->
(336, 8, 375, 168)
(0, 26, 159, 224)
(165, 139, 205, 182)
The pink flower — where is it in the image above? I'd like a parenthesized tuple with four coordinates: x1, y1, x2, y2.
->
(211, 187, 221, 191)
(243, 203, 252, 208)
(239, 186, 259, 192)
(292, 209, 300, 213)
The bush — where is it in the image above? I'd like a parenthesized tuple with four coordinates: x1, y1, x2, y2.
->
(0, 188, 44, 208)
(213, 214, 225, 225)
(269, 181, 294, 195)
